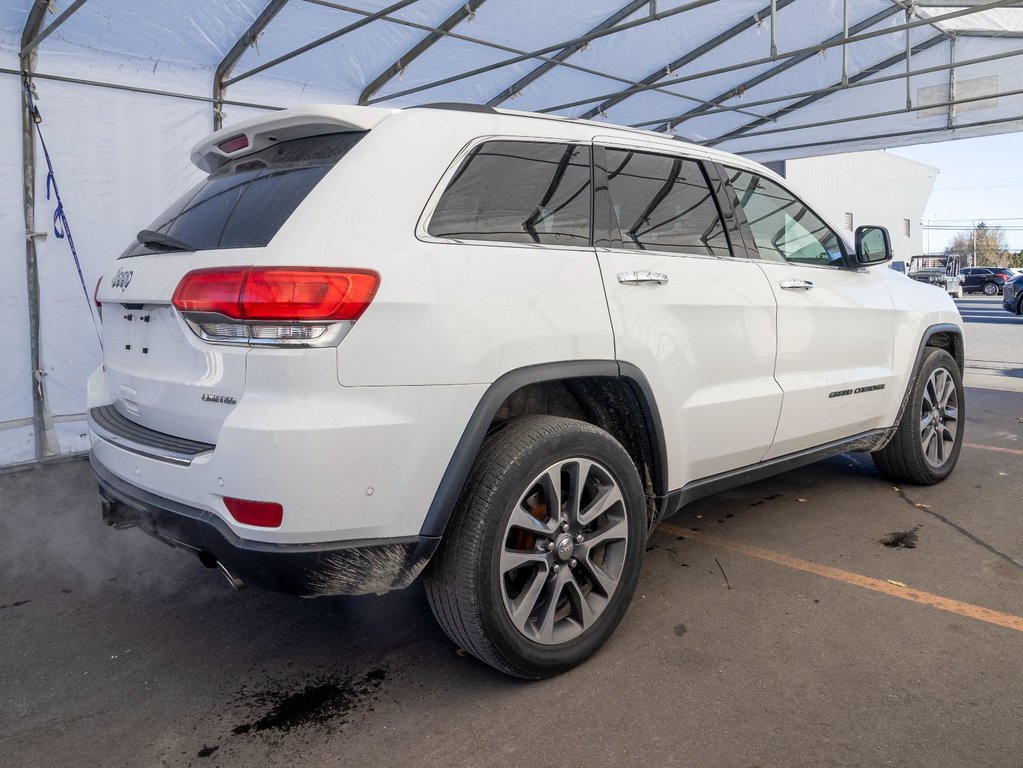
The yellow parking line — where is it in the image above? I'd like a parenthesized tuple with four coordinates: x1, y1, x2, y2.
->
(964, 442, 1023, 457)
(659, 522, 1023, 634)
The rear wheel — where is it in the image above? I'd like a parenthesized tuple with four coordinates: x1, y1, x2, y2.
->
(425, 416, 646, 678)
(872, 348, 964, 485)
(983, 282, 999, 296)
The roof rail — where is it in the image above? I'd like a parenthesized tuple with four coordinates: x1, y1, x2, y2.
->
(409, 102, 498, 114)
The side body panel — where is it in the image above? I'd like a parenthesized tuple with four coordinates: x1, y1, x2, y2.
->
(593, 139, 782, 487)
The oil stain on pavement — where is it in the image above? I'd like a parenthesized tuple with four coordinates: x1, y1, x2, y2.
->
(193, 667, 389, 761)
(881, 525, 921, 549)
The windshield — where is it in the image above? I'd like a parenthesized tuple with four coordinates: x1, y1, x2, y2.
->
(121, 132, 366, 257)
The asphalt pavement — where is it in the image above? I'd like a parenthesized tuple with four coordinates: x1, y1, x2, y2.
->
(2, 295, 1021, 768)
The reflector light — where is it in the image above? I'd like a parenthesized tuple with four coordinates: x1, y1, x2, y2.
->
(223, 497, 283, 528)
(172, 268, 379, 321)
(217, 134, 249, 153)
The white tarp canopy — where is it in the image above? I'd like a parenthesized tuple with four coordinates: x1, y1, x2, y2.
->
(1, 0, 1022, 466)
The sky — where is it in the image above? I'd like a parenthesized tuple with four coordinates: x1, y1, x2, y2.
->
(888, 131, 1023, 254)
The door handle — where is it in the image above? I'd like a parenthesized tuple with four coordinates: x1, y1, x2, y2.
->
(617, 271, 669, 285)
(779, 279, 814, 291)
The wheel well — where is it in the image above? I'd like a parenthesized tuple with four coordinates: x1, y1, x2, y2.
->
(487, 377, 661, 526)
(925, 330, 964, 372)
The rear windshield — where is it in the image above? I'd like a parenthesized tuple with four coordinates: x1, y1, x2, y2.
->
(121, 132, 366, 257)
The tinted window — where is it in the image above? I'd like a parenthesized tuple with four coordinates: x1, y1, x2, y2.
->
(605, 149, 729, 256)
(123, 132, 366, 257)
(727, 169, 845, 267)
(428, 141, 591, 246)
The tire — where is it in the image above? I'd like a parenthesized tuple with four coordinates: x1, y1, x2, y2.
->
(872, 348, 964, 485)
(953, 284, 963, 299)
(983, 282, 999, 296)
(425, 415, 647, 679)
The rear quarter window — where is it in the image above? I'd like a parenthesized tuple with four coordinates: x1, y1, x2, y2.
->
(427, 140, 592, 247)
(122, 132, 366, 257)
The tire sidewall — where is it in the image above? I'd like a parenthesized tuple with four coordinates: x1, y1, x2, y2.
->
(473, 426, 647, 678)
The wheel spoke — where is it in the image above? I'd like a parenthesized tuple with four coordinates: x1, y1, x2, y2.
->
(509, 504, 558, 536)
(535, 570, 567, 644)
(919, 413, 933, 438)
(580, 556, 619, 596)
(507, 568, 548, 634)
(578, 482, 624, 526)
(566, 459, 593, 525)
(938, 372, 956, 409)
(577, 518, 628, 558)
(564, 575, 597, 631)
(500, 547, 548, 575)
(539, 466, 565, 526)
(922, 428, 937, 461)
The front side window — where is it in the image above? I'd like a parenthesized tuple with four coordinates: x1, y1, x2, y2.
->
(604, 148, 730, 257)
(428, 141, 591, 246)
(727, 169, 846, 267)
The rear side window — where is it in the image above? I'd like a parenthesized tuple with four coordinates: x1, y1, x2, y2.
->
(604, 148, 730, 257)
(428, 141, 591, 246)
(123, 132, 366, 257)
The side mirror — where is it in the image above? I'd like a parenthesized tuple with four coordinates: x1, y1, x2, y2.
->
(854, 225, 893, 265)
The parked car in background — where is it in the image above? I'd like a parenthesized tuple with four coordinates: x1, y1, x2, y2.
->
(908, 254, 963, 298)
(1001, 272, 1023, 315)
(961, 267, 1014, 295)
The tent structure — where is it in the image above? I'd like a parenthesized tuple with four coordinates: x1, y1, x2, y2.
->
(2, 0, 1022, 466)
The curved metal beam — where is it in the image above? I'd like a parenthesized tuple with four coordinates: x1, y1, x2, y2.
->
(578, 0, 798, 120)
(224, 0, 418, 90)
(214, 0, 290, 130)
(21, 0, 89, 57)
(359, 0, 487, 105)
(486, 0, 648, 108)
(361, 0, 721, 106)
(627, 41, 1023, 127)
(652, 4, 904, 133)
(706, 33, 948, 147)
(539, 0, 1017, 117)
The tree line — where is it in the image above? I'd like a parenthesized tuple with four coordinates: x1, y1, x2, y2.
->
(943, 222, 1023, 268)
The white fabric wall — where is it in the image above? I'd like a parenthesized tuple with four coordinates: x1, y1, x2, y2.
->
(0, 74, 34, 464)
(1, 72, 214, 464)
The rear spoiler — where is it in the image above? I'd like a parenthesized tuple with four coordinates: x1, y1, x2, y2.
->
(190, 105, 396, 173)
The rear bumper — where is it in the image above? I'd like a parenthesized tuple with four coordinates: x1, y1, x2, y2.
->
(92, 456, 438, 596)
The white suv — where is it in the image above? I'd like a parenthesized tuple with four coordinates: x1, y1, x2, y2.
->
(89, 104, 965, 678)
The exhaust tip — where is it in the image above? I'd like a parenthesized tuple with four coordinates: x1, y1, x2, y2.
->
(197, 551, 246, 590)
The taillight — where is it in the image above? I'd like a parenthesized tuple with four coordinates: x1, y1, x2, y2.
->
(172, 267, 379, 346)
(223, 497, 283, 528)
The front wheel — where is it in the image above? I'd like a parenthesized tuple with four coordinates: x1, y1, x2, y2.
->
(983, 282, 999, 296)
(872, 348, 964, 485)
(425, 416, 647, 678)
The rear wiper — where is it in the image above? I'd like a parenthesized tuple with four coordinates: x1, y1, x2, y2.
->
(137, 229, 195, 252)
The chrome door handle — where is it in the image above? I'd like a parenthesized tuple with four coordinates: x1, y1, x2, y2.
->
(617, 271, 669, 285)
(779, 279, 814, 291)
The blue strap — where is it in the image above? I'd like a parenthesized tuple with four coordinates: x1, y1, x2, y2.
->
(25, 81, 103, 348)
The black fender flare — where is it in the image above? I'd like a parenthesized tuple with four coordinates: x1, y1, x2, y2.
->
(418, 360, 668, 538)
(892, 322, 965, 430)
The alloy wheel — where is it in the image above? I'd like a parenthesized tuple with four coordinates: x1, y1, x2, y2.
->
(499, 458, 629, 645)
